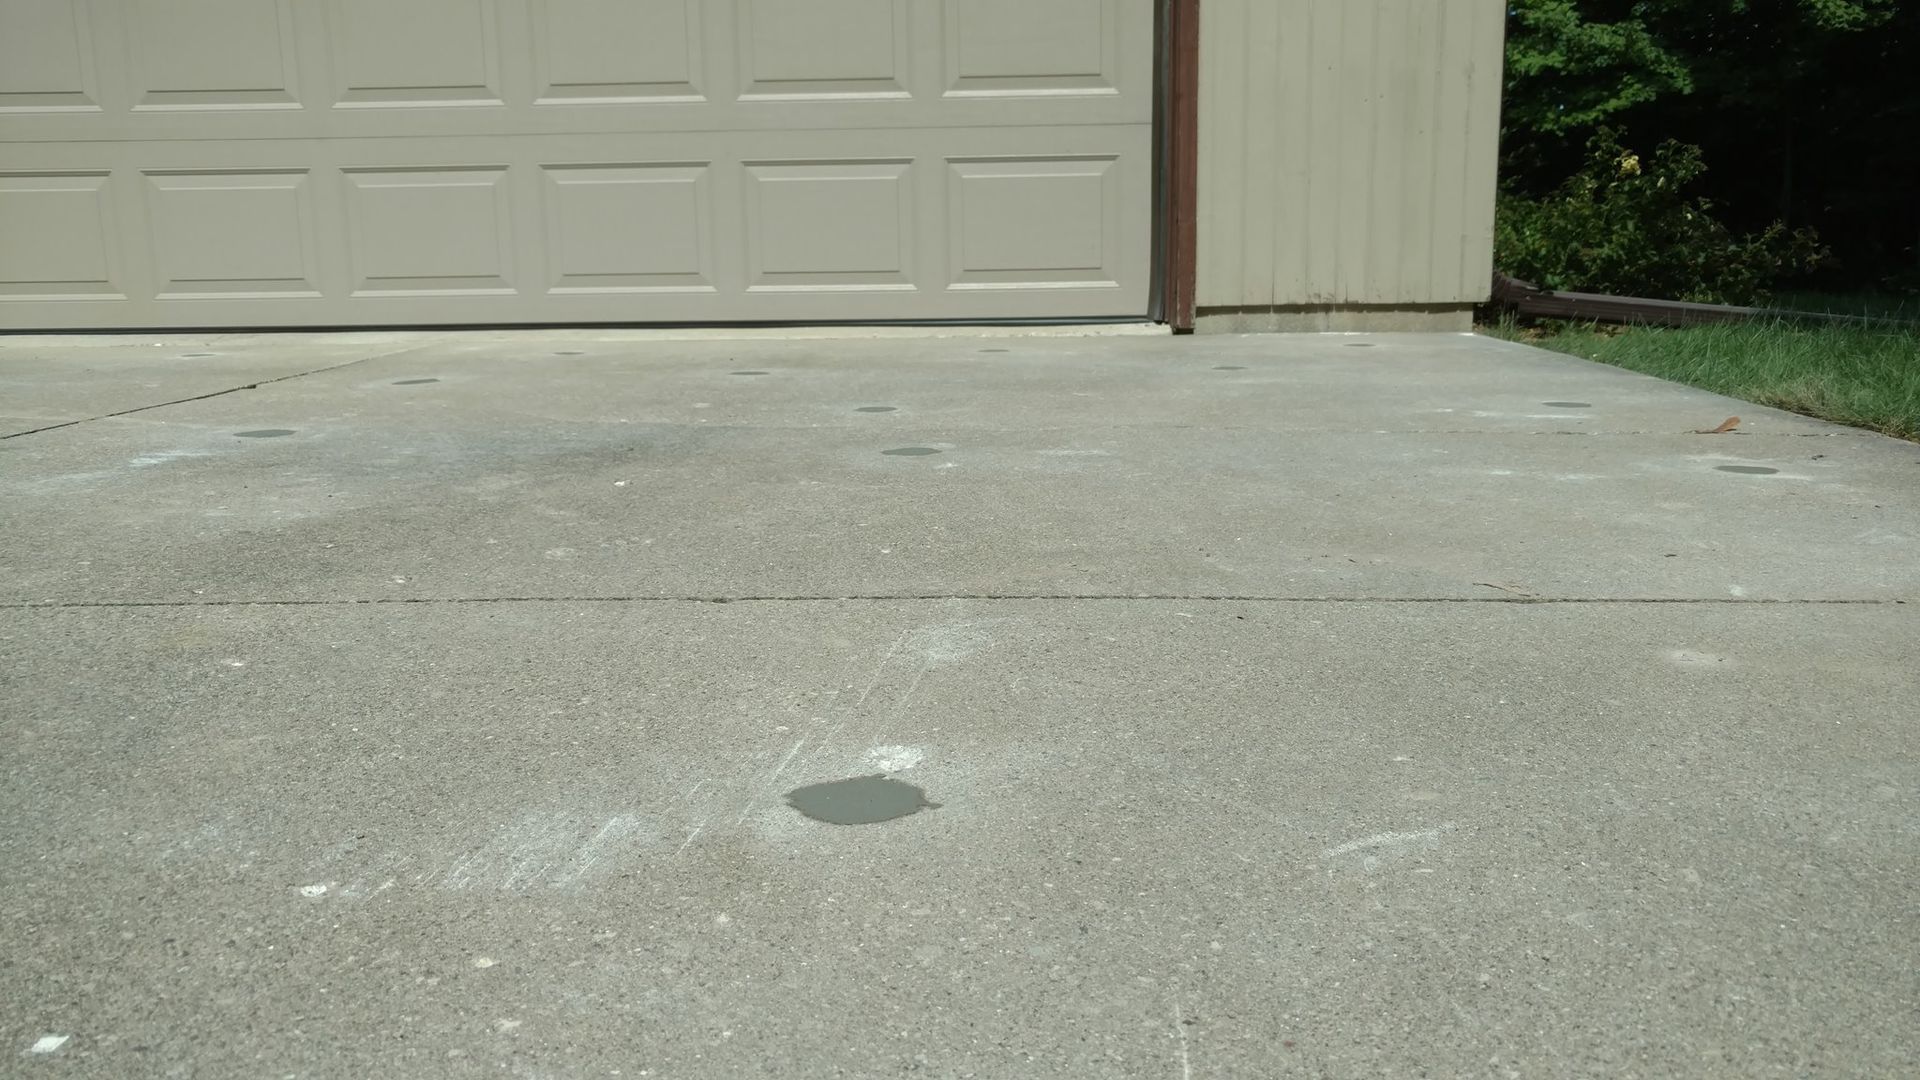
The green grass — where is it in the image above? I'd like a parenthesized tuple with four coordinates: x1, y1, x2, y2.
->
(1485, 316, 1920, 441)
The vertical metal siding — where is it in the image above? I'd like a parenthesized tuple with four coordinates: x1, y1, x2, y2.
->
(1196, 0, 1504, 308)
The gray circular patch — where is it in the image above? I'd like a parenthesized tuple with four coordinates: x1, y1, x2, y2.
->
(785, 776, 938, 825)
(882, 447, 941, 457)
(235, 429, 295, 438)
(856, 406, 898, 413)
(1716, 465, 1779, 475)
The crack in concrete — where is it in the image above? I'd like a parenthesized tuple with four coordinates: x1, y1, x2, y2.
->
(1, 595, 1907, 610)
(0, 343, 434, 440)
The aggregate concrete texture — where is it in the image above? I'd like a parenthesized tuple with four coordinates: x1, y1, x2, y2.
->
(1, 331, 1915, 1078)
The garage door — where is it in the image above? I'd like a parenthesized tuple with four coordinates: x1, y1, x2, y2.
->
(0, 0, 1155, 329)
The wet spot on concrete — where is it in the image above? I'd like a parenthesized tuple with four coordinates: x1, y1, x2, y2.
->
(1715, 465, 1779, 475)
(785, 776, 937, 825)
(392, 378, 440, 385)
(732, 370, 770, 376)
(1344, 342, 1377, 347)
(553, 350, 585, 356)
(979, 348, 1010, 353)
(1212, 365, 1246, 370)
(856, 406, 898, 413)
(179, 352, 215, 358)
(1543, 401, 1592, 409)
(882, 447, 941, 456)
(235, 429, 295, 438)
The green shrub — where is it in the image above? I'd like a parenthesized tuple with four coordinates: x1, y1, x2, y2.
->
(1496, 130, 1826, 304)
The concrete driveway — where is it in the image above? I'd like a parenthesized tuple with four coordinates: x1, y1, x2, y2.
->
(3, 329, 1916, 1078)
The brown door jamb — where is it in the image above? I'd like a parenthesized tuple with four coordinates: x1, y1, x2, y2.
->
(1165, 0, 1200, 331)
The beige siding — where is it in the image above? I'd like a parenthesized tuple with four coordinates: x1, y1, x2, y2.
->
(1197, 0, 1504, 310)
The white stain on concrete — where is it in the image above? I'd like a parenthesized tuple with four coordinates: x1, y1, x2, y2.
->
(444, 813, 650, 892)
(28, 1035, 70, 1054)
(552, 816, 642, 887)
(299, 883, 329, 897)
(864, 745, 926, 773)
(1324, 823, 1455, 860)
(1168, 993, 1193, 1080)
(806, 618, 1011, 772)
(128, 449, 209, 468)
(1668, 649, 1730, 667)
(736, 738, 808, 824)
(908, 619, 1006, 667)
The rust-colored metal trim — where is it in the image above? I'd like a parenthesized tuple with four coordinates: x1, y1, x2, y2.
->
(1492, 273, 1759, 327)
(1493, 273, 1903, 328)
(1165, 0, 1200, 331)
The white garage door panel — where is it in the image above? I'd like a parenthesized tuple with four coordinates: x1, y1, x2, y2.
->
(0, 0, 1155, 329)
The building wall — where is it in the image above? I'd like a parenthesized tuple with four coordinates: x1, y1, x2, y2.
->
(1194, 0, 1505, 330)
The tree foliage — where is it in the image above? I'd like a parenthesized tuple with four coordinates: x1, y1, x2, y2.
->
(1499, 0, 1915, 295)
(1502, 1, 1692, 138)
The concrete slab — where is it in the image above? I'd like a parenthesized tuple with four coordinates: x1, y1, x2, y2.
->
(3, 375, 1915, 604)
(2, 331, 1916, 1078)
(0, 332, 1854, 439)
(3, 601, 1915, 1078)
(215, 331, 1847, 435)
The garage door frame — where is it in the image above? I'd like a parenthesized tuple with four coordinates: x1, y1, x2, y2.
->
(0, 0, 1199, 331)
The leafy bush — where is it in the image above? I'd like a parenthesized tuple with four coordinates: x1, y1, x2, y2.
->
(1496, 130, 1827, 304)
(1880, 265, 1920, 297)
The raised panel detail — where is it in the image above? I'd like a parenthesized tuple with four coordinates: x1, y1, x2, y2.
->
(330, 0, 502, 107)
(541, 164, 713, 293)
(738, 0, 909, 99)
(343, 167, 514, 294)
(144, 171, 319, 297)
(532, 0, 702, 103)
(129, 0, 300, 109)
(0, 0, 100, 111)
(745, 160, 912, 290)
(946, 0, 1116, 96)
(947, 157, 1118, 287)
(0, 173, 121, 299)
